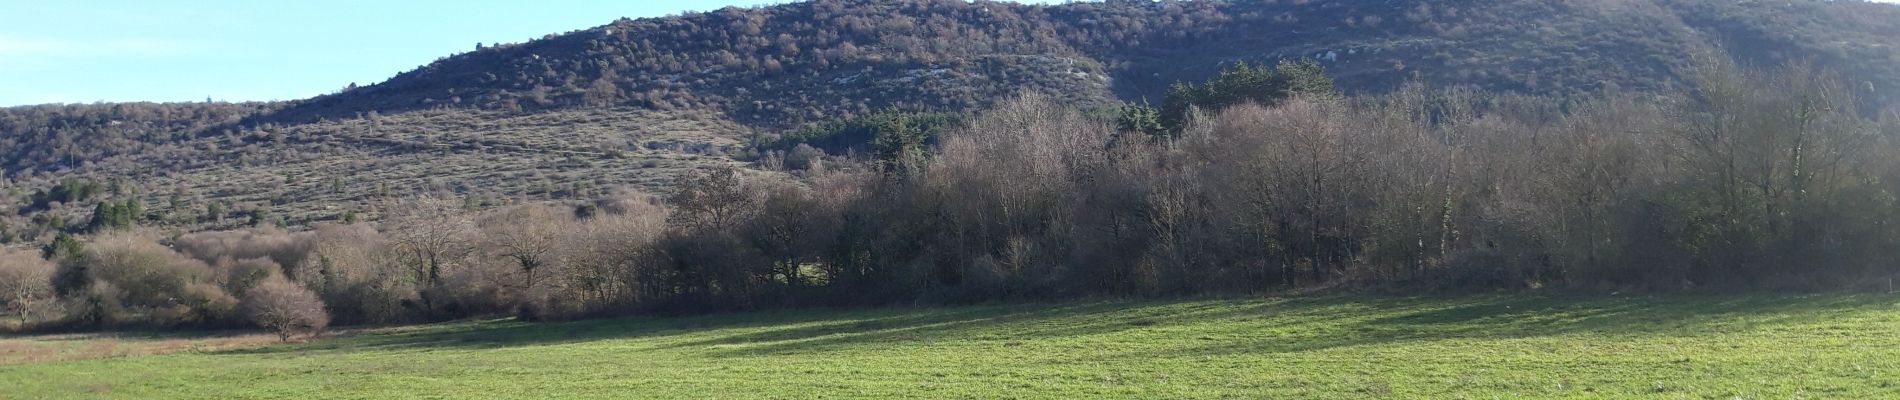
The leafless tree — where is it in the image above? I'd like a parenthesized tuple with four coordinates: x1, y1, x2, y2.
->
(926, 93, 1110, 290)
(745, 183, 821, 286)
(386, 195, 475, 289)
(480, 205, 567, 291)
(1665, 59, 1887, 286)
(553, 195, 668, 314)
(666, 167, 758, 231)
(0, 249, 56, 327)
(243, 277, 330, 341)
(299, 223, 411, 325)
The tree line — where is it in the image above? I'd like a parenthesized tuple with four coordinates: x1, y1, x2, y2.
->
(3, 60, 1897, 338)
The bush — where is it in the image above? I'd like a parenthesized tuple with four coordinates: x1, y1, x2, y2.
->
(72, 281, 129, 328)
(81, 233, 237, 327)
(174, 228, 313, 281)
(242, 277, 330, 341)
(161, 282, 240, 327)
(217, 258, 282, 298)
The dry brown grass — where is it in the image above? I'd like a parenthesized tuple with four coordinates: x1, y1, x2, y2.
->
(0, 331, 286, 365)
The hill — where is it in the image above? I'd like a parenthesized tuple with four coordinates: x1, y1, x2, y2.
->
(5, 294, 1900, 398)
(0, 106, 759, 239)
(264, 0, 1900, 127)
(3, 0, 1900, 244)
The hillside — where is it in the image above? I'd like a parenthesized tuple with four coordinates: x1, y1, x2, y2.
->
(6, 294, 1900, 398)
(265, 0, 1900, 127)
(4, 0, 1900, 245)
(0, 107, 762, 236)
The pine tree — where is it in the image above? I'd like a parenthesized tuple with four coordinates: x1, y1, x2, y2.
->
(43, 232, 83, 260)
(1158, 60, 1335, 132)
(870, 112, 927, 181)
(45, 232, 89, 296)
(206, 202, 225, 223)
(1116, 102, 1166, 141)
(86, 199, 138, 232)
(1277, 59, 1337, 98)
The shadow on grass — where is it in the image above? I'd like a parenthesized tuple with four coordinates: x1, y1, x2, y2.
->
(215, 301, 1168, 356)
(1126, 293, 1899, 359)
(215, 293, 1900, 360)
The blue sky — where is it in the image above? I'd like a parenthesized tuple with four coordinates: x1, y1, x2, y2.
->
(0, 0, 1049, 106)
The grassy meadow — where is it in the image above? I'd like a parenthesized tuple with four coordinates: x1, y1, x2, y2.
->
(3, 294, 1899, 399)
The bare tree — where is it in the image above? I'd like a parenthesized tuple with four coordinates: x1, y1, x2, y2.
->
(299, 223, 410, 325)
(480, 205, 567, 291)
(386, 196, 475, 289)
(666, 167, 757, 231)
(1533, 92, 1662, 283)
(1666, 60, 1887, 286)
(1220, 99, 1369, 284)
(0, 249, 56, 327)
(744, 183, 834, 286)
(243, 277, 330, 341)
(927, 93, 1110, 290)
(557, 204, 667, 310)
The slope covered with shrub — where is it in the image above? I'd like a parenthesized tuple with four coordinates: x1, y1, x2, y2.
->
(261, 0, 1900, 127)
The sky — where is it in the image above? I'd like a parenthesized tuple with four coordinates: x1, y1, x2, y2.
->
(0, 0, 1038, 106)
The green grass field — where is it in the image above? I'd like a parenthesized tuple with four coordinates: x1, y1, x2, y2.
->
(4, 294, 1899, 399)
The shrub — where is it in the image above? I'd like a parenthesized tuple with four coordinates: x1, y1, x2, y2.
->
(174, 228, 314, 281)
(242, 277, 330, 341)
(162, 282, 240, 327)
(72, 281, 129, 328)
(217, 258, 282, 298)
(80, 232, 239, 327)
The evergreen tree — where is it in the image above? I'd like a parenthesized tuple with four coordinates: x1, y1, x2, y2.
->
(870, 112, 928, 181)
(86, 199, 140, 232)
(1158, 60, 1337, 132)
(123, 199, 143, 224)
(1161, 82, 1198, 132)
(206, 202, 225, 223)
(44, 232, 89, 297)
(1277, 59, 1337, 98)
(43, 232, 84, 261)
(250, 207, 275, 227)
(1116, 102, 1167, 141)
(87, 202, 115, 232)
